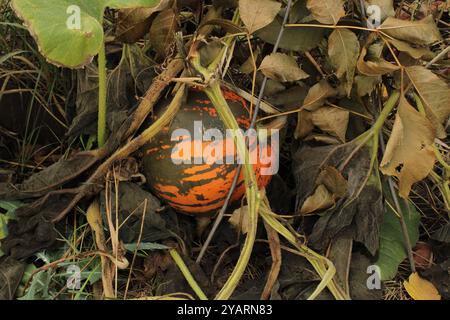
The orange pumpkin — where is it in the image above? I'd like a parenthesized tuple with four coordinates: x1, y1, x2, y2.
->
(142, 88, 273, 215)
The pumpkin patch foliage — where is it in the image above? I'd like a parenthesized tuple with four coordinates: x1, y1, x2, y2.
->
(0, 0, 449, 301)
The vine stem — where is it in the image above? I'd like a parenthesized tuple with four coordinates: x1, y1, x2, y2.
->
(169, 249, 208, 300)
(97, 40, 107, 147)
(196, 0, 294, 265)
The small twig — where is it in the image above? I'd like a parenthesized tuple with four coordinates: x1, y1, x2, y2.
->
(196, 0, 294, 264)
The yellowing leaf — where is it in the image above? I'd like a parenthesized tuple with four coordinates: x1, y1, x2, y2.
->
(405, 66, 450, 138)
(306, 0, 345, 25)
(379, 15, 441, 46)
(380, 97, 436, 198)
(404, 273, 441, 300)
(239, 0, 281, 34)
(259, 53, 309, 82)
(328, 29, 360, 96)
(312, 106, 349, 142)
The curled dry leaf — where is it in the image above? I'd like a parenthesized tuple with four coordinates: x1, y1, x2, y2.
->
(357, 46, 400, 77)
(259, 53, 309, 82)
(300, 166, 348, 215)
(300, 184, 334, 215)
(380, 97, 436, 198)
(405, 66, 450, 139)
(404, 273, 441, 300)
(328, 29, 360, 96)
(379, 15, 442, 46)
(239, 0, 281, 34)
(306, 0, 345, 25)
(311, 106, 349, 142)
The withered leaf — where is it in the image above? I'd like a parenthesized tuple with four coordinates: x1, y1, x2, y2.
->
(293, 141, 384, 255)
(300, 184, 335, 215)
(355, 75, 381, 97)
(306, 0, 345, 25)
(379, 15, 441, 46)
(357, 46, 400, 76)
(256, 16, 325, 52)
(239, 0, 281, 34)
(259, 53, 309, 82)
(405, 66, 450, 138)
(294, 110, 314, 139)
(303, 80, 338, 111)
(149, 8, 179, 56)
(328, 29, 360, 96)
(387, 38, 434, 60)
(311, 106, 349, 142)
(404, 273, 441, 300)
(380, 97, 436, 198)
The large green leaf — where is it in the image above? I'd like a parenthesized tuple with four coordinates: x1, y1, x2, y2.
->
(376, 187, 420, 281)
(11, 0, 161, 68)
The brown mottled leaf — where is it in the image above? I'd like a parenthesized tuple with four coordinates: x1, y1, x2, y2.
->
(380, 97, 436, 198)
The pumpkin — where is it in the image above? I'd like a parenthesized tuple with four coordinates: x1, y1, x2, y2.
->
(141, 88, 273, 215)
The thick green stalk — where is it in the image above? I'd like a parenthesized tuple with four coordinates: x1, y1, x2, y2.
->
(97, 41, 107, 147)
(204, 81, 260, 300)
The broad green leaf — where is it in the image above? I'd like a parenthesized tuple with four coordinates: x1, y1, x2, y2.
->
(376, 188, 420, 281)
(11, 0, 162, 68)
